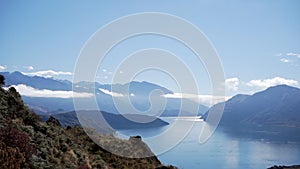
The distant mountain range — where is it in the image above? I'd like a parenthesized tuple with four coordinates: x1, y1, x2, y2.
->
(203, 85, 300, 128)
(0, 71, 72, 90)
(0, 71, 208, 116)
(4, 71, 300, 130)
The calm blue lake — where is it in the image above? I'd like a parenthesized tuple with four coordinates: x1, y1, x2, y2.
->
(116, 117, 300, 169)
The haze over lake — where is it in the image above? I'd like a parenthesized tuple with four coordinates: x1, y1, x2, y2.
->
(117, 117, 300, 169)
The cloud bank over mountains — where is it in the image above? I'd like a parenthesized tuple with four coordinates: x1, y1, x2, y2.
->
(5, 84, 92, 98)
(246, 77, 298, 89)
(22, 70, 72, 78)
(0, 65, 6, 71)
(0, 71, 299, 107)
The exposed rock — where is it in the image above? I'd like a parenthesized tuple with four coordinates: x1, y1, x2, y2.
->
(46, 116, 61, 126)
(130, 135, 142, 142)
(268, 165, 300, 169)
(156, 166, 178, 169)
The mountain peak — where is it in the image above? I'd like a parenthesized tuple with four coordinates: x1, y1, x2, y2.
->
(252, 84, 300, 99)
(266, 84, 299, 91)
(11, 71, 24, 75)
(228, 94, 249, 102)
(204, 84, 300, 127)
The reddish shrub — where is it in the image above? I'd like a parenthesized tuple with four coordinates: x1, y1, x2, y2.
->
(76, 164, 90, 169)
(0, 141, 25, 168)
(0, 123, 36, 168)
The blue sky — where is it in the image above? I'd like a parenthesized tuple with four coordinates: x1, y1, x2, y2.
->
(1, 0, 300, 97)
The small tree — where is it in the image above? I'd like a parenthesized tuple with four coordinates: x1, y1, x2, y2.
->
(8, 86, 17, 93)
(0, 74, 4, 86)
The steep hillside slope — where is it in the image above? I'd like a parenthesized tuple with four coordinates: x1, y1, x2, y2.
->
(0, 85, 176, 168)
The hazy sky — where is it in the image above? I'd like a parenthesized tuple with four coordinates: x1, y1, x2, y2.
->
(1, 0, 300, 96)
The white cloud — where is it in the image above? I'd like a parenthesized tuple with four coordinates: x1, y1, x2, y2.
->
(22, 70, 72, 78)
(225, 77, 240, 91)
(163, 93, 229, 107)
(99, 69, 113, 79)
(286, 52, 300, 58)
(277, 52, 300, 64)
(6, 84, 93, 98)
(0, 65, 7, 71)
(247, 77, 299, 89)
(23, 66, 34, 70)
(280, 58, 291, 63)
(98, 88, 124, 97)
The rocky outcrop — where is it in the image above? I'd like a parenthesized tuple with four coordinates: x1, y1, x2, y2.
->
(268, 165, 300, 169)
(46, 116, 61, 126)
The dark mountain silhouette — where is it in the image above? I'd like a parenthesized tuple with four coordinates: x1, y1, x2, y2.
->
(203, 85, 300, 127)
(41, 110, 169, 129)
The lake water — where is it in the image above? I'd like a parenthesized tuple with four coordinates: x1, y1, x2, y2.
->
(116, 117, 300, 169)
